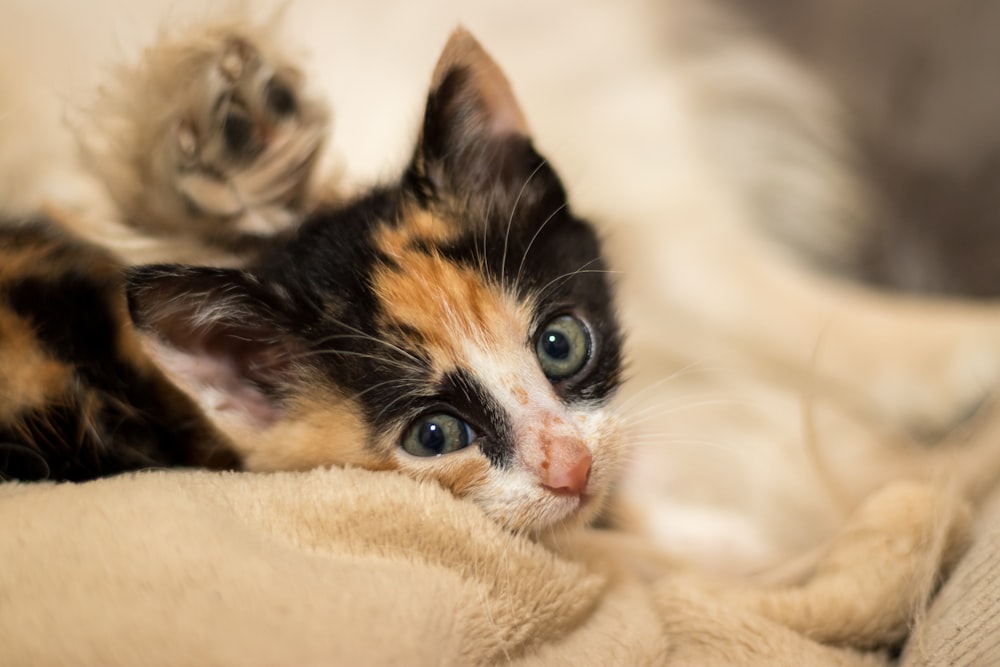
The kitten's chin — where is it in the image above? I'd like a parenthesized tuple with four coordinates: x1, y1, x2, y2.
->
(544, 496, 598, 534)
(497, 487, 608, 536)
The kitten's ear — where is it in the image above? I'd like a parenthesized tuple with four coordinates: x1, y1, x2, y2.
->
(126, 265, 302, 430)
(411, 28, 563, 207)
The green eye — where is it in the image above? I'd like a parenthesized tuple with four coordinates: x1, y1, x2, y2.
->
(402, 413, 475, 457)
(535, 315, 591, 381)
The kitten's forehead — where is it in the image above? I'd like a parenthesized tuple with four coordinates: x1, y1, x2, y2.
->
(374, 207, 458, 258)
(372, 207, 534, 371)
(267, 179, 622, 437)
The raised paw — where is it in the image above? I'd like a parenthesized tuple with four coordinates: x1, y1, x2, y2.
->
(77, 18, 330, 256)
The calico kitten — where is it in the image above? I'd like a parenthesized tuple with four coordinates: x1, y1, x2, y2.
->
(128, 29, 625, 532)
(128, 30, 621, 529)
(3, 28, 624, 533)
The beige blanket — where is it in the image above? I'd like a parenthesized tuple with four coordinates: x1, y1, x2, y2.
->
(902, 485, 1000, 667)
(0, 467, 972, 666)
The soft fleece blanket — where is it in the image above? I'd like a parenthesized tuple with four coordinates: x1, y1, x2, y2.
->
(0, 468, 966, 666)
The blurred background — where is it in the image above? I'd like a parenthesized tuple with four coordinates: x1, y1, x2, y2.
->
(729, 0, 1000, 297)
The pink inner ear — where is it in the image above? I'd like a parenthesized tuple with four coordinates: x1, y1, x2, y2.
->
(128, 266, 297, 431)
(484, 93, 528, 138)
(142, 338, 284, 431)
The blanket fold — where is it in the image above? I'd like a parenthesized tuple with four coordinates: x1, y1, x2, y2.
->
(0, 468, 967, 666)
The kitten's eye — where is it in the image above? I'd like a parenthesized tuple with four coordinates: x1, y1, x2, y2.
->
(402, 413, 475, 457)
(536, 315, 591, 381)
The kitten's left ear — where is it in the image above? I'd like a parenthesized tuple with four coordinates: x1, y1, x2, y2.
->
(126, 265, 304, 431)
(410, 28, 565, 208)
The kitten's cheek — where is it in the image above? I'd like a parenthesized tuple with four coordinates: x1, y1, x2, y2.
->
(394, 448, 491, 499)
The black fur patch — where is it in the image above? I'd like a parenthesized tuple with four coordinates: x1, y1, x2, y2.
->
(438, 368, 516, 468)
(0, 222, 237, 482)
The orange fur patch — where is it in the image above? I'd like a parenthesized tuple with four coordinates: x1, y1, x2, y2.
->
(0, 237, 63, 283)
(0, 228, 156, 378)
(0, 308, 70, 420)
(373, 207, 457, 260)
(372, 210, 531, 371)
(238, 385, 390, 473)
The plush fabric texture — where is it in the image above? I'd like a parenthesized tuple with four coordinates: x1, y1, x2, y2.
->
(0, 467, 924, 667)
(902, 485, 1000, 667)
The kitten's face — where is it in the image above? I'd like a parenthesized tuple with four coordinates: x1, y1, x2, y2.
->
(128, 29, 624, 532)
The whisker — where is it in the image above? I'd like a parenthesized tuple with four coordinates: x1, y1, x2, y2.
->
(287, 348, 421, 374)
(300, 332, 427, 367)
(623, 398, 748, 427)
(501, 159, 547, 286)
(513, 201, 568, 291)
(535, 258, 600, 298)
(351, 377, 424, 402)
(536, 263, 623, 300)
(480, 193, 497, 277)
(622, 435, 745, 457)
(613, 361, 718, 414)
(308, 318, 424, 366)
(375, 390, 432, 424)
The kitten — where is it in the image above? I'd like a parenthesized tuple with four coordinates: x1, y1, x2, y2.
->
(2, 28, 624, 534)
(127, 29, 625, 533)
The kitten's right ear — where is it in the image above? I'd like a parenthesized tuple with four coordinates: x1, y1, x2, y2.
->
(410, 28, 552, 205)
(126, 265, 302, 429)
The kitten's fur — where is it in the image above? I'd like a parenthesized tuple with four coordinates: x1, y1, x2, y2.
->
(730, 0, 1000, 297)
(0, 12, 329, 268)
(0, 14, 330, 479)
(612, 0, 1000, 571)
(0, 221, 236, 479)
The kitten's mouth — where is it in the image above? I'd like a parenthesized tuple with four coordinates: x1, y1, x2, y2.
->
(574, 492, 592, 509)
(545, 489, 593, 526)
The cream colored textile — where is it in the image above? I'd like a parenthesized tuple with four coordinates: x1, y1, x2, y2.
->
(903, 487, 1000, 667)
(0, 468, 897, 667)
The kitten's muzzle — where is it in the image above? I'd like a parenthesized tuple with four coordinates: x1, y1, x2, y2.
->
(537, 437, 592, 497)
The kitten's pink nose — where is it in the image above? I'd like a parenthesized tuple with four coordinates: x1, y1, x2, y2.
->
(540, 440, 592, 497)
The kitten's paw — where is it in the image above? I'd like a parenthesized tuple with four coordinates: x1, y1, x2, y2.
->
(750, 481, 972, 649)
(168, 33, 329, 235)
(816, 480, 971, 581)
(77, 18, 330, 253)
